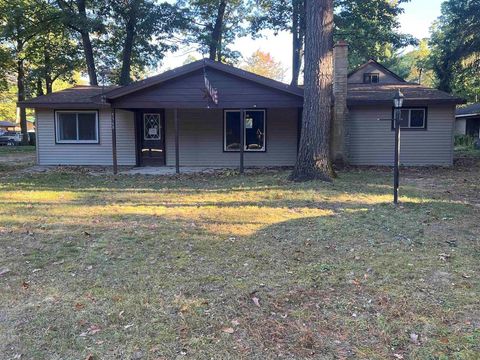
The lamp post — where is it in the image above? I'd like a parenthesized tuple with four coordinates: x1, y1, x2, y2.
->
(393, 89, 404, 205)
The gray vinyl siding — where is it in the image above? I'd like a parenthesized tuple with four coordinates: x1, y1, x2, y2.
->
(347, 105, 455, 166)
(36, 108, 136, 165)
(164, 108, 298, 167)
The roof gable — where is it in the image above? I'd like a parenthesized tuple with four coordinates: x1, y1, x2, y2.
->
(110, 66, 304, 109)
(105, 59, 303, 101)
(348, 60, 406, 84)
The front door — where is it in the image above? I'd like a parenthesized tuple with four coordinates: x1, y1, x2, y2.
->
(141, 112, 165, 166)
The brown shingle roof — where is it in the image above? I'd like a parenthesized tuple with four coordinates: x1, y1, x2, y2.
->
(18, 66, 464, 108)
(348, 83, 465, 106)
(18, 85, 118, 108)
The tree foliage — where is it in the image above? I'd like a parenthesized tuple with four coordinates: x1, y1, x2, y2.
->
(251, 0, 415, 84)
(101, 0, 185, 85)
(388, 39, 436, 87)
(429, 0, 480, 101)
(179, 0, 252, 62)
(241, 50, 286, 81)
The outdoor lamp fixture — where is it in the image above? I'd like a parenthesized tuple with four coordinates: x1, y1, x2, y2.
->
(394, 89, 404, 108)
(393, 89, 404, 205)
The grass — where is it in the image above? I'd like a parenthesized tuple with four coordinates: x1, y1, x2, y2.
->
(0, 155, 479, 359)
(0, 145, 36, 154)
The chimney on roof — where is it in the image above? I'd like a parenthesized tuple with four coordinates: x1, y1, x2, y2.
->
(332, 40, 348, 165)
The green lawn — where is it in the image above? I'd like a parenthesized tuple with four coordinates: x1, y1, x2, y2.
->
(0, 159, 479, 359)
(0, 145, 36, 154)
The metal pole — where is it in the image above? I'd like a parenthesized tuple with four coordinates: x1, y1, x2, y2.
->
(239, 109, 245, 174)
(393, 108, 401, 204)
(174, 108, 180, 174)
(111, 109, 118, 175)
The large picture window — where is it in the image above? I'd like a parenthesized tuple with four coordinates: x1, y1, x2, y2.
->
(224, 109, 266, 152)
(393, 108, 427, 129)
(55, 111, 99, 143)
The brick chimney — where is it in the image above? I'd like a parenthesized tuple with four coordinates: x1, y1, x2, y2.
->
(331, 40, 348, 165)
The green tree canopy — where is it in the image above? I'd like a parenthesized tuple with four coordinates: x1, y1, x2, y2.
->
(429, 0, 480, 101)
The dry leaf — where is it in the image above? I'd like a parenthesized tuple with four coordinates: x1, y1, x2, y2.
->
(84, 355, 94, 360)
(252, 296, 260, 307)
(75, 303, 85, 310)
(22, 281, 29, 290)
(222, 327, 235, 334)
(410, 333, 420, 345)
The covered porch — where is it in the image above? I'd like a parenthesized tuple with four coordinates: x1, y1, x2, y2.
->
(110, 106, 301, 174)
(107, 59, 304, 174)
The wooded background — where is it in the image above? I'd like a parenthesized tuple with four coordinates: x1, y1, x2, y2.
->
(0, 0, 479, 136)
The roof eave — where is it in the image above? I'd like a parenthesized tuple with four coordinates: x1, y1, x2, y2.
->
(17, 102, 111, 109)
(347, 98, 465, 106)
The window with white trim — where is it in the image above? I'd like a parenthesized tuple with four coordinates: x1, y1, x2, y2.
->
(55, 111, 99, 143)
(224, 109, 266, 152)
(364, 73, 380, 84)
(397, 108, 427, 129)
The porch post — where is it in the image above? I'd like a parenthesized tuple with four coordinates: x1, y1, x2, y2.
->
(239, 109, 245, 174)
(111, 108, 118, 174)
(174, 108, 180, 174)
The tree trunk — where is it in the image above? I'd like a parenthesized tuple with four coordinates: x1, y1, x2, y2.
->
(119, 5, 136, 85)
(291, 0, 305, 86)
(290, 0, 335, 182)
(17, 57, 28, 145)
(209, 0, 226, 61)
(36, 78, 44, 97)
(77, 0, 98, 85)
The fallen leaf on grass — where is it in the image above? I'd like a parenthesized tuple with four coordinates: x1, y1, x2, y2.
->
(84, 355, 94, 360)
(222, 327, 235, 334)
(75, 303, 85, 310)
(410, 333, 420, 345)
(439, 337, 449, 344)
(22, 281, 29, 290)
(252, 296, 260, 307)
(439, 253, 451, 261)
(80, 325, 101, 337)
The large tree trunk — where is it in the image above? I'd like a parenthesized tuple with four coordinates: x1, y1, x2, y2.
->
(290, 0, 335, 182)
(291, 0, 304, 86)
(119, 6, 136, 85)
(17, 57, 28, 145)
(77, 0, 98, 85)
(209, 0, 226, 61)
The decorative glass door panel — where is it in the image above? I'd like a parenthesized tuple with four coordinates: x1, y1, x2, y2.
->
(144, 113, 161, 140)
(141, 112, 165, 166)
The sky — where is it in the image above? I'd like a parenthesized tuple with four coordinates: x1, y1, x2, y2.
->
(160, 0, 445, 83)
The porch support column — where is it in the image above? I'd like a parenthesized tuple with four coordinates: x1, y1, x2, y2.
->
(111, 108, 118, 174)
(239, 108, 245, 174)
(174, 108, 180, 174)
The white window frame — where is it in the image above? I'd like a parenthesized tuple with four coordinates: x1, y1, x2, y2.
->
(224, 109, 266, 152)
(55, 110, 99, 144)
(399, 108, 427, 129)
